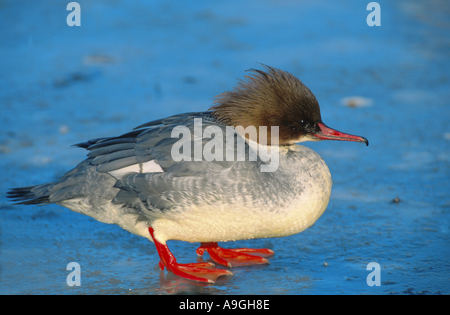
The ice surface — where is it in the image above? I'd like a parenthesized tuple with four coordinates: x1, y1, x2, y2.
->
(1, 0, 449, 294)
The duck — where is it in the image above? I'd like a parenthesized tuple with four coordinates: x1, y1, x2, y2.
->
(8, 65, 368, 283)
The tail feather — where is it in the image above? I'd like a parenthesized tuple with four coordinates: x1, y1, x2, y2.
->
(7, 161, 116, 207)
(7, 185, 51, 205)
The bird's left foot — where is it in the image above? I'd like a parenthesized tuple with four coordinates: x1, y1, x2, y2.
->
(149, 228, 232, 283)
(196, 242, 274, 267)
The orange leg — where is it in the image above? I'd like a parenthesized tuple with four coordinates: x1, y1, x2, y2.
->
(149, 227, 232, 283)
(196, 242, 274, 267)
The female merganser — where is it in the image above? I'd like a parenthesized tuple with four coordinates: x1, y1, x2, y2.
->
(8, 66, 368, 283)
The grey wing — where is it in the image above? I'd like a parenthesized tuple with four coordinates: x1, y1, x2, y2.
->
(8, 111, 268, 211)
(84, 111, 273, 215)
(78, 111, 214, 177)
(111, 159, 272, 219)
(9, 111, 214, 206)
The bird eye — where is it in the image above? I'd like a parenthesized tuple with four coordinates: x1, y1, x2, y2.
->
(288, 120, 307, 132)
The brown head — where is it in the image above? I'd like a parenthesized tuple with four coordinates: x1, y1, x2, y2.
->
(209, 65, 368, 146)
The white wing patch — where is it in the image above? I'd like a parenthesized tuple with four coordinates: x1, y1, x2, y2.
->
(108, 160, 164, 179)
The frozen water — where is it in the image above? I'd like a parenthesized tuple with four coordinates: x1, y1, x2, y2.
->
(1, 0, 449, 294)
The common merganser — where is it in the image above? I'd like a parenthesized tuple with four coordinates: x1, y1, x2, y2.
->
(8, 66, 368, 283)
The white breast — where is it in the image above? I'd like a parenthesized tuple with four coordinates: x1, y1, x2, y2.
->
(151, 145, 332, 244)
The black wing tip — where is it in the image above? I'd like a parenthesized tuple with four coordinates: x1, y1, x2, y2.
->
(72, 142, 90, 149)
(72, 137, 110, 149)
(6, 187, 50, 205)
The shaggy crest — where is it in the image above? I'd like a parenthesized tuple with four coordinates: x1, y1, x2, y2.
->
(209, 65, 323, 145)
